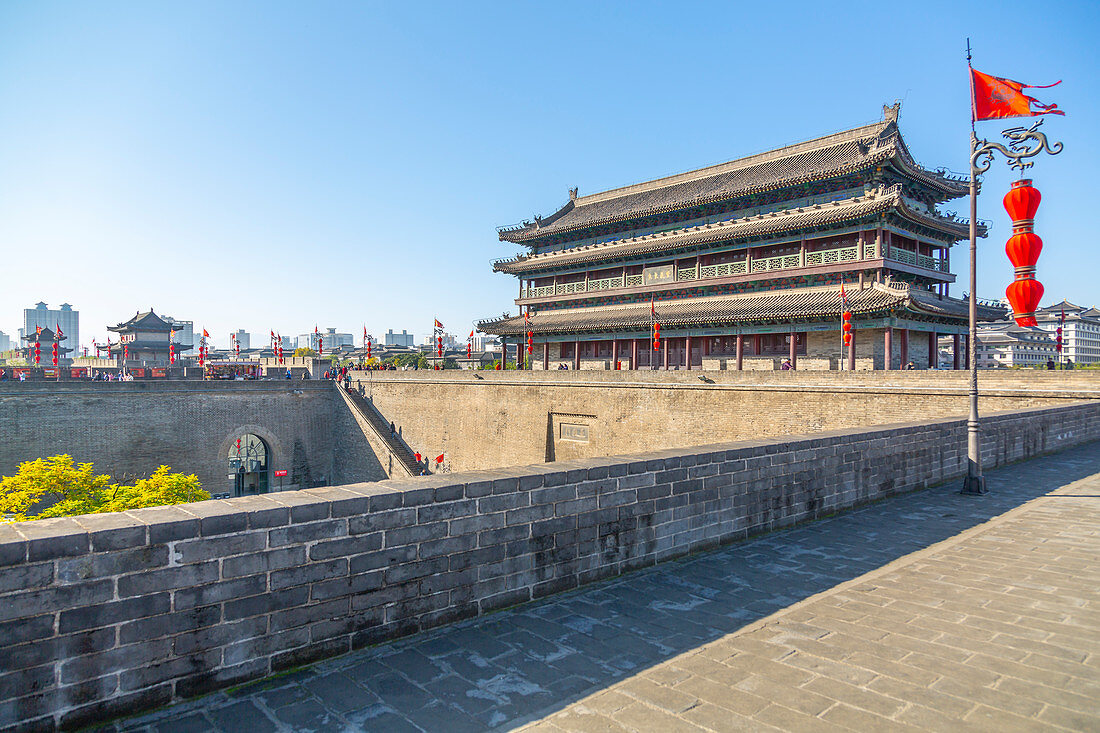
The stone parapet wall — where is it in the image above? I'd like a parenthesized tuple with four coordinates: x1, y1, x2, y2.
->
(363, 370, 1100, 473)
(2, 402, 1100, 731)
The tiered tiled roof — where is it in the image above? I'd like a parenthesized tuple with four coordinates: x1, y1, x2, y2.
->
(498, 107, 968, 245)
(109, 310, 174, 333)
(495, 185, 971, 275)
(479, 283, 1002, 336)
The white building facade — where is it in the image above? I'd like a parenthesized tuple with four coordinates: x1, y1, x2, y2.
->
(975, 323, 1057, 368)
(1033, 301, 1100, 365)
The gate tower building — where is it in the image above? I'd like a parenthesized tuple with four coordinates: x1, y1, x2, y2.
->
(481, 104, 1003, 371)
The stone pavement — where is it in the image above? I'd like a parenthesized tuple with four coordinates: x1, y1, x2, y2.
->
(109, 442, 1100, 732)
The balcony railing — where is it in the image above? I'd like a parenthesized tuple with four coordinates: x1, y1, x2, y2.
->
(520, 244, 948, 298)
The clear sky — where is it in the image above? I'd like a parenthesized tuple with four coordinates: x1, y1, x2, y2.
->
(1, 1, 1096, 350)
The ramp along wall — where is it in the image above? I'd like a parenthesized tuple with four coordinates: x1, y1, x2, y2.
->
(2, 400, 1099, 731)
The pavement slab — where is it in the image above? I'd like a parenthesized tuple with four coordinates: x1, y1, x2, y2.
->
(111, 441, 1100, 731)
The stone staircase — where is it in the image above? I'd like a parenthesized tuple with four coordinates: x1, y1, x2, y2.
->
(340, 383, 425, 476)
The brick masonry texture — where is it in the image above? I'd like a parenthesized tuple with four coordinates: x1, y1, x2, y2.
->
(2, 400, 1100, 731)
(360, 370, 1100, 473)
(0, 381, 386, 495)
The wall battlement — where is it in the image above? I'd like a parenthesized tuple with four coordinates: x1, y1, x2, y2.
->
(2, 401, 1099, 731)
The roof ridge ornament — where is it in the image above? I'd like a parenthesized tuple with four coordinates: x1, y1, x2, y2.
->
(883, 101, 901, 123)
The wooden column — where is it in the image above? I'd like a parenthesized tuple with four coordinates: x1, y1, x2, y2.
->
(953, 334, 961, 370)
(789, 329, 797, 368)
(928, 331, 937, 368)
(685, 335, 692, 371)
(848, 330, 856, 371)
(574, 340, 580, 371)
(517, 343, 523, 370)
(884, 327, 893, 370)
(900, 328, 909, 366)
(662, 339, 669, 370)
(500, 337, 506, 369)
(611, 340, 619, 370)
(735, 335, 744, 371)
(964, 335, 970, 370)
(631, 339, 638, 371)
(543, 342, 549, 370)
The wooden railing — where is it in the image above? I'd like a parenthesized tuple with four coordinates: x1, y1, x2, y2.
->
(520, 243, 948, 298)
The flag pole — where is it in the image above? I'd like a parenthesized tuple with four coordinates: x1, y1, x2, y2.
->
(963, 39, 986, 494)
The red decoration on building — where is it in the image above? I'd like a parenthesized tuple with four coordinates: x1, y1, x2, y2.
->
(52, 341, 58, 366)
(1003, 179, 1045, 326)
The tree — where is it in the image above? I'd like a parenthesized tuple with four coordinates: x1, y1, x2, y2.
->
(0, 455, 208, 522)
(293, 347, 317, 357)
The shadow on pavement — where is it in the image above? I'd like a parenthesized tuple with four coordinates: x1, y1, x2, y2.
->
(113, 441, 1100, 732)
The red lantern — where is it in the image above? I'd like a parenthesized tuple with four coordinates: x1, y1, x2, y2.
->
(842, 311, 851, 321)
(842, 322, 851, 333)
(1003, 179, 1041, 227)
(52, 342, 58, 366)
(1006, 278, 1044, 327)
(843, 333, 851, 345)
(1005, 231, 1043, 274)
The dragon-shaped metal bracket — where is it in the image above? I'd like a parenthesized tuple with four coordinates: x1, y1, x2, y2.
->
(971, 118, 1064, 174)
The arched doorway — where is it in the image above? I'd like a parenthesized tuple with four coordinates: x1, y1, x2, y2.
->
(228, 434, 269, 497)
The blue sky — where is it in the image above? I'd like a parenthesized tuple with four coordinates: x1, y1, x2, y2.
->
(0, 1, 1096, 349)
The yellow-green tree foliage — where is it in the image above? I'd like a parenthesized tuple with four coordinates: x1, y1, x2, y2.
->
(292, 347, 317, 357)
(0, 455, 208, 522)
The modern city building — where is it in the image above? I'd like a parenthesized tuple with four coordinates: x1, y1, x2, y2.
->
(1034, 300, 1100, 365)
(231, 330, 251, 350)
(23, 302, 78, 359)
(384, 329, 416, 347)
(162, 318, 194, 349)
(0, 331, 11, 352)
(975, 322, 1057, 368)
(296, 328, 353, 352)
(481, 104, 1002, 370)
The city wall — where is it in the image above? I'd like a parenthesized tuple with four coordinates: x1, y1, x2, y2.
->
(2, 401, 1099, 730)
(360, 370, 1100, 473)
(0, 382, 387, 496)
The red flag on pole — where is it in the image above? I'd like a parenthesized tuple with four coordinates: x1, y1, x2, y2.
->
(55, 324, 63, 340)
(435, 454, 445, 464)
(434, 319, 443, 329)
(970, 68, 1064, 121)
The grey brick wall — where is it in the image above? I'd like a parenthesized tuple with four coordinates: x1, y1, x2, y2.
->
(2, 401, 1100, 731)
(0, 382, 386, 497)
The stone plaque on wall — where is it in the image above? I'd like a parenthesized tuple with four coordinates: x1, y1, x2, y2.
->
(560, 423, 590, 442)
(642, 264, 675, 286)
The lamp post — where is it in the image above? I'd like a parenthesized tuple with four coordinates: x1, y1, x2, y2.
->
(963, 119, 1062, 495)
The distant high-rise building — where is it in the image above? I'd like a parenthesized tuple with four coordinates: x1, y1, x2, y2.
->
(0, 331, 11, 352)
(384, 329, 416, 347)
(231, 330, 250, 350)
(162, 317, 194, 349)
(24, 302, 79, 356)
(296, 328, 353, 352)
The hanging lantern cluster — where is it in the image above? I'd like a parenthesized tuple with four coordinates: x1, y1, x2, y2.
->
(525, 313, 533, 355)
(34, 340, 40, 365)
(367, 339, 372, 361)
(1003, 179, 1044, 326)
(842, 310, 852, 346)
(52, 339, 59, 366)
(652, 321, 660, 351)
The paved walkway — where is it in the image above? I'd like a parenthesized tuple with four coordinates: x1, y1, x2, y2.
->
(112, 443, 1100, 732)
